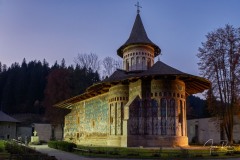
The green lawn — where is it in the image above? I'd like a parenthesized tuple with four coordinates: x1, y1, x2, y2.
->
(0, 140, 5, 152)
(73, 145, 240, 159)
(0, 140, 9, 160)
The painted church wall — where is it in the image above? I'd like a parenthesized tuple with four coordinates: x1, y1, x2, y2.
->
(129, 79, 142, 99)
(108, 84, 129, 136)
(64, 93, 108, 145)
(107, 84, 129, 146)
(150, 79, 187, 137)
(127, 79, 188, 146)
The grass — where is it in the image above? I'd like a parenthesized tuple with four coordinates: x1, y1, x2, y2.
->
(0, 140, 9, 160)
(0, 140, 5, 152)
(73, 145, 240, 159)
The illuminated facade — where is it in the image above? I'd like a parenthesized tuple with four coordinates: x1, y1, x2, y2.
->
(56, 12, 210, 147)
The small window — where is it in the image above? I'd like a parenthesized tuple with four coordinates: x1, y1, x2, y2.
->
(155, 92, 157, 97)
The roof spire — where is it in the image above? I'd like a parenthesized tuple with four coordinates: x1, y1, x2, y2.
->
(135, 1, 142, 14)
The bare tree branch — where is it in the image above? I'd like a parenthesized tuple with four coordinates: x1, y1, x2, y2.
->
(74, 53, 101, 73)
(197, 24, 240, 143)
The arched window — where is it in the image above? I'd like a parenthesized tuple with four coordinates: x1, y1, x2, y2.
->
(168, 99, 176, 135)
(131, 57, 134, 70)
(152, 99, 158, 135)
(126, 59, 129, 71)
(136, 57, 140, 70)
(179, 100, 183, 136)
(147, 58, 151, 69)
(136, 57, 140, 64)
(129, 98, 141, 135)
(161, 98, 167, 135)
(142, 57, 146, 70)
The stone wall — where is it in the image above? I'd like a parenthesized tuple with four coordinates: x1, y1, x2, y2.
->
(0, 122, 17, 140)
(188, 116, 240, 144)
(127, 135, 188, 147)
(16, 126, 32, 141)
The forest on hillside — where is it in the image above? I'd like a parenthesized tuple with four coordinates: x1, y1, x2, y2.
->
(0, 58, 100, 114)
(0, 57, 210, 120)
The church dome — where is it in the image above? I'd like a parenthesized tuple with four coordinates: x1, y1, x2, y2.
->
(117, 13, 161, 58)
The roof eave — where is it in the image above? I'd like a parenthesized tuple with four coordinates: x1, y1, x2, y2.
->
(117, 43, 161, 58)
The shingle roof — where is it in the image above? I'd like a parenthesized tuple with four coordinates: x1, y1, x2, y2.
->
(117, 13, 161, 57)
(55, 61, 210, 109)
(0, 111, 20, 123)
(102, 61, 186, 83)
(141, 61, 186, 76)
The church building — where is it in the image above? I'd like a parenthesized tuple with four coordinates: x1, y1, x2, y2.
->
(56, 8, 210, 147)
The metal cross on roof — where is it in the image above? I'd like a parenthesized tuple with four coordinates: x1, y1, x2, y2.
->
(135, 1, 142, 14)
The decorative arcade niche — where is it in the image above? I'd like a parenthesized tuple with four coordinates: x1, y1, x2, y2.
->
(129, 98, 176, 136)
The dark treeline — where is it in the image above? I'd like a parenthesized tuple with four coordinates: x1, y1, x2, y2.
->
(0, 58, 209, 119)
(0, 58, 100, 114)
(187, 95, 211, 119)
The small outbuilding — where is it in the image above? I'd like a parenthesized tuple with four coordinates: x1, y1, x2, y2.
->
(0, 111, 19, 140)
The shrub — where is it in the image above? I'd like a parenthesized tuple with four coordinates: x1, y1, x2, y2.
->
(4, 141, 36, 154)
(48, 141, 77, 152)
(0, 140, 5, 152)
(48, 141, 58, 149)
(180, 149, 189, 158)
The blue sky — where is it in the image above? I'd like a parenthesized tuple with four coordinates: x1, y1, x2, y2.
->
(1, 0, 240, 76)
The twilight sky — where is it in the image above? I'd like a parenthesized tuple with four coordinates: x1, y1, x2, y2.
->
(1, 0, 240, 76)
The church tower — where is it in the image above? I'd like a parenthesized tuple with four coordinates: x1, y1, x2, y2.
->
(117, 7, 161, 71)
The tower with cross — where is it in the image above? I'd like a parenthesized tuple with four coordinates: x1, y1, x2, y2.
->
(135, 2, 142, 14)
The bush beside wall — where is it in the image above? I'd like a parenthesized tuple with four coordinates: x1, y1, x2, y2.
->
(48, 141, 76, 152)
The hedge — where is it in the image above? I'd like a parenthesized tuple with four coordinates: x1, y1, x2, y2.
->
(48, 141, 76, 152)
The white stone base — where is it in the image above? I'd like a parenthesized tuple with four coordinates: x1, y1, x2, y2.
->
(31, 136, 39, 143)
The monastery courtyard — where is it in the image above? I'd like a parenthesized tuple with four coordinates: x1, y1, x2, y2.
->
(32, 144, 240, 160)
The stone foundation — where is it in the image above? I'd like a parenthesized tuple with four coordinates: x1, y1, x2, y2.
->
(127, 135, 188, 147)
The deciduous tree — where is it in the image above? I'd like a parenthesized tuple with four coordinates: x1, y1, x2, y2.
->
(74, 53, 100, 73)
(197, 24, 240, 143)
(102, 56, 122, 78)
(43, 68, 71, 139)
